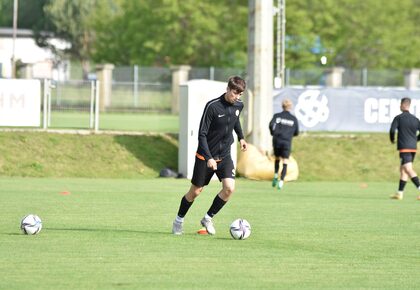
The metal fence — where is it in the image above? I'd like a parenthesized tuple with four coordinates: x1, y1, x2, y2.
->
(43, 65, 247, 131)
(42, 79, 176, 132)
(47, 80, 96, 130)
(341, 69, 404, 87)
(0, 64, 410, 132)
(284, 68, 405, 87)
(40, 64, 408, 131)
(69, 63, 407, 89)
(109, 66, 246, 112)
(110, 66, 171, 112)
(188, 67, 246, 81)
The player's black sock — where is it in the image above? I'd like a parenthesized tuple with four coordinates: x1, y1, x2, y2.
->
(274, 160, 280, 174)
(411, 176, 420, 188)
(207, 194, 227, 218)
(399, 180, 407, 191)
(280, 164, 288, 180)
(177, 196, 193, 218)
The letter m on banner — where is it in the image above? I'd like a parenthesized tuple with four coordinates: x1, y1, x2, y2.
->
(0, 79, 41, 127)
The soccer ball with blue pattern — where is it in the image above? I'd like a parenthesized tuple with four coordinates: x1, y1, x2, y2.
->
(229, 218, 251, 240)
(21, 214, 42, 235)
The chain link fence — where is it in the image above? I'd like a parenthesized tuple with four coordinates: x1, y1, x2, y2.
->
(47, 80, 95, 130)
(44, 65, 248, 131)
(40, 64, 408, 131)
(111, 66, 172, 112)
(284, 68, 405, 87)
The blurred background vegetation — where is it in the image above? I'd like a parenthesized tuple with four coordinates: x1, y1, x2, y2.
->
(1, 0, 420, 79)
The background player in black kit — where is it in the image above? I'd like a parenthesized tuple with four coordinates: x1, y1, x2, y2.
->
(389, 97, 420, 200)
(172, 76, 248, 235)
(269, 99, 299, 190)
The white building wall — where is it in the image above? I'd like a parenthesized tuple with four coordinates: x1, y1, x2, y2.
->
(0, 28, 69, 80)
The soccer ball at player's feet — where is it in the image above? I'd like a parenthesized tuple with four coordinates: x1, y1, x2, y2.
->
(229, 218, 251, 240)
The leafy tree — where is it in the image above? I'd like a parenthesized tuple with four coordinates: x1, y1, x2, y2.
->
(2, 0, 420, 71)
(0, 0, 13, 27)
(406, 0, 420, 68)
(302, 0, 420, 69)
(328, 0, 414, 68)
(0, 0, 52, 30)
(283, 0, 319, 68)
(40, 0, 106, 78)
(93, 0, 248, 67)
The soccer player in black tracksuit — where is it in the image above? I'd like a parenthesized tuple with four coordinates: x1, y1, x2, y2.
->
(172, 76, 248, 235)
(389, 97, 420, 200)
(269, 99, 299, 190)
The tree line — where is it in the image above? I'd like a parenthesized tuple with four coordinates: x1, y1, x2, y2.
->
(1, 0, 419, 76)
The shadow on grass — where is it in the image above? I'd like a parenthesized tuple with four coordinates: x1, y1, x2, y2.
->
(114, 135, 178, 173)
(3, 230, 239, 241)
(45, 227, 171, 236)
(1, 228, 171, 236)
(45, 228, 236, 239)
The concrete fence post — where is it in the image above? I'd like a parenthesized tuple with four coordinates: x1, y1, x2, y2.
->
(324, 67, 345, 87)
(404, 69, 420, 90)
(170, 65, 191, 114)
(95, 64, 114, 111)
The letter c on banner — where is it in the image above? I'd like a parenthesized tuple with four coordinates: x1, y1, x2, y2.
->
(364, 98, 378, 124)
(378, 98, 391, 123)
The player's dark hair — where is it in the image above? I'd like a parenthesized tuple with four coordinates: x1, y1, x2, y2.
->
(227, 76, 246, 93)
(401, 97, 411, 106)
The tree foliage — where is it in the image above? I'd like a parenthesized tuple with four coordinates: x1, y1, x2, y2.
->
(1, 0, 420, 70)
(287, 0, 420, 69)
(0, 0, 53, 31)
(92, 0, 248, 67)
(41, 0, 102, 77)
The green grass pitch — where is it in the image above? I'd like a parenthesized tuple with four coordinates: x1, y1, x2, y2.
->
(48, 112, 179, 133)
(1, 178, 419, 289)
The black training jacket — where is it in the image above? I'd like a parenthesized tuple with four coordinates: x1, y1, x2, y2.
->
(390, 111, 420, 150)
(269, 110, 299, 147)
(196, 94, 244, 161)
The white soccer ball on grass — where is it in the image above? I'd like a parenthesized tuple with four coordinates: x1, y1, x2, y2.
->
(229, 218, 251, 240)
(21, 214, 42, 235)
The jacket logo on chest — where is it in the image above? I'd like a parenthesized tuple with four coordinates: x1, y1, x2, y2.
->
(276, 117, 294, 126)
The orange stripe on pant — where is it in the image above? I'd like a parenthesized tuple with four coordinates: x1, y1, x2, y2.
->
(195, 153, 221, 162)
(399, 149, 417, 153)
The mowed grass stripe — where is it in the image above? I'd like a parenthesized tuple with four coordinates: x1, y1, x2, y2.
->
(1, 178, 419, 289)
